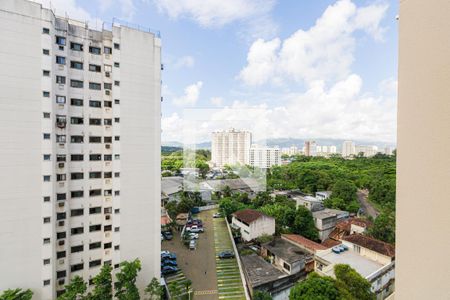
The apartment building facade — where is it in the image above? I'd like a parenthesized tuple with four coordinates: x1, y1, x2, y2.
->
(249, 145, 281, 169)
(304, 140, 317, 157)
(0, 0, 161, 298)
(342, 140, 356, 157)
(211, 128, 252, 167)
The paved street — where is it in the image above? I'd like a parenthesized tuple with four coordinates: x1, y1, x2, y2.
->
(357, 189, 380, 218)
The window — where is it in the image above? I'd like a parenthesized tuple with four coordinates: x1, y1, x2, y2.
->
(89, 172, 102, 179)
(43, 49, 50, 55)
(104, 83, 112, 90)
(71, 209, 84, 217)
(104, 207, 112, 214)
(114, 245, 120, 250)
(71, 263, 83, 272)
(89, 260, 102, 268)
(114, 136, 120, 141)
(43, 91, 50, 97)
(89, 207, 101, 214)
(114, 62, 120, 68)
(114, 172, 120, 178)
(71, 154, 84, 161)
(56, 270, 66, 279)
(89, 64, 101, 72)
(70, 61, 83, 70)
(71, 172, 83, 180)
(114, 43, 120, 50)
(104, 190, 112, 196)
(283, 262, 291, 272)
(104, 225, 112, 232)
(56, 174, 66, 182)
(114, 154, 120, 160)
(57, 155, 66, 162)
(56, 135, 66, 143)
(89, 118, 102, 126)
(43, 238, 50, 244)
(43, 112, 51, 119)
(43, 154, 51, 160)
(57, 251, 66, 259)
(114, 190, 120, 196)
(55, 36, 66, 46)
(90, 154, 102, 161)
(104, 137, 112, 143)
(90, 189, 101, 197)
(89, 82, 101, 90)
(114, 81, 120, 86)
(104, 47, 112, 54)
(43, 196, 51, 202)
(56, 212, 66, 220)
(43, 133, 51, 140)
(89, 136, 102, 143)
(114, 118, 120, 123)
(43, 70, 50, 76)
(43, 217, 51, 224)
(105, 65, 112, 72)
(104, 101, 112, 108)
(104, 172, 112, 179)
(104, 119, 112, 125)
(43, 175, 51, 182)
(104, 242, 112, 249)
(104, 155, 112, 161)
(56, 76, 66, 84)
(89, 224, 102, 232)
(89, 100, 102, 108)
(114, 99, 120, 104)
(42, 27, 50, 34)
(56, 56, 66, 65)
(71, 227, 84, 235)
(70, 42, 83, 51)
(114, 208, 120, 214)
(43, 279, 51, 286)
(71, 190, 84, 198)
(89, 242, 101, 250)
(56, 193, 66, 201)
(114, 264, 120, 269)
(43, 258, 51, 265)
(56, 95, 66, 104)
(71, 98, 83, 106)
(89, 46, 101, 54)
(71, 245, 83, 253)
(70, 135, 84, 143)
(70, 80, 83, 88)
(70, 117, 83, 125)
(56, 232, 66, 239)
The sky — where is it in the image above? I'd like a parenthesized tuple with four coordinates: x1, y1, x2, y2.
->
(36, 0, 398, 145)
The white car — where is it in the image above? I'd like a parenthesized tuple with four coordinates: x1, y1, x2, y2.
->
(188, 233, 199, 240)
(161, 250, 171, 255)
(189, 240, 197, 250)
(213, 213, 222, 218)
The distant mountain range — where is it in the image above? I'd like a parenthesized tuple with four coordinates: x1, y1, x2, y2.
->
(162, 138, 396, 151)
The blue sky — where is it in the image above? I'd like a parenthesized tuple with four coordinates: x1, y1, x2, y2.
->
(39, 0, 398, 144)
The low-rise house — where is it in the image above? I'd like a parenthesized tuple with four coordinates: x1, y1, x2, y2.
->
(315, 234, 395, 299)
(315, 191, 332, 201)
(281, 234, 328, 254)
(231, 209, 275, 242)
(261, 238, 314, 275)
(161, 176, 183, 205)
(295, 195, 324, 212)
(312, 208, 349, 241)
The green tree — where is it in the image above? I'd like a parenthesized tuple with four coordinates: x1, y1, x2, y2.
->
(145, 277, 164, 300)
(334, 264, 375, 300)
(165, 200, 179, 220)
(253, 290, 272, 300)
(90, 264, 113, 300)
(252, 192, 272, 208)
(368, 211, 396, 244)
(222, 185, 232, 197)
(168, 283, 181, 300)
(0, 289, 33, 300)
(58, 276, 87, 300)
(219, 197, 247, 220)
(289, 272, 341, 300)
(332, 180, 357, 204)
(115, 259, 142, 300)
(184, 279, 193, 299)
(259, 203, 296, 234)
(291, 206, 319, 241)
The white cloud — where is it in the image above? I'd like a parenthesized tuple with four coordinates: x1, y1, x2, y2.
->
(174, 56, 195, 69)
(162, 112, 184, 141)
(210, 97, 223, 106)
(173, 81, 203, 107)
(162, 75, 397, 143)
(238, 0, 389, 86)
(154, 0, 276, 27)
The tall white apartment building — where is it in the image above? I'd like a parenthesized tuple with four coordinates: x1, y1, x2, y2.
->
(355, 145, 379, 157)
(342, 141, 356, 157)
(329, 145, 337, 154)
(249, 145, 281, 169)
(211, 129, 252, 167)
(0, 1, 161, 298)
(304, 140, 317, 157)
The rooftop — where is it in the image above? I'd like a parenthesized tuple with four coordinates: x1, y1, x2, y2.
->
(318, 249, 384, 278)
(336, 218, 372, 231)
(282, 234, 328, 252)
(241, 254, 286, 287)
(263, 238, 312, 264)
(312, 208, 348, 220)
(343, 234, 395, 258)
(233, 209, 273, 225)
(161, 176, 183, 196)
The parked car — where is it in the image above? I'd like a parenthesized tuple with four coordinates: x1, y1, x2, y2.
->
(188, 233, 199, 240)
(161, 253, 176, 260)
(213, 212, 222, 218)
(218, 250, 235, 259)
(161, 266, 178, 275)
(162, 231, 173, 240)
(188, 225, 204, 233)
(161, 234, 164, 241)
(189, 240, 197, 250)
(249, 245, 260, 252)
(161, 260, 177, 267)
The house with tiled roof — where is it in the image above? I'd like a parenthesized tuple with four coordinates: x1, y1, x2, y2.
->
(281, 234, 328, 254)
(231, 209, 275, 241)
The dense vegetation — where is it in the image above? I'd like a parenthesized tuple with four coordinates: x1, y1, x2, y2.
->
(161, 149, 210, 177)
(289, 264, 375, 300)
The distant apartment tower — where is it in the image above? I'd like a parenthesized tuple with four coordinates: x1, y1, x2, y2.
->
(0, 1, 161, 298)
(355, 145, 379, 157)
(249, 145, 281, 169)
(329, 145, 337, 153)
(342, 141, 356, 157)
(211, 129, 252, 167)
(304, 140, 317, 156)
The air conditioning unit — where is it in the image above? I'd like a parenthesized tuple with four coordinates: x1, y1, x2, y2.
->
(105, 144, 111, 149)
(105, 72, 110, 77)
(58, 240, 65, 246)
(59, 182, 64, 187)
(105, 90, 111, 96)
(58, 65, 64, 70)
(58, 202, 65, 208)
(58, 220, 64, 227)
(105, 179, 111, 184)
(105, 215, 111, 220)
(58, 162, 64, 168)
(59, 259, 64, 265)
(105, 250, 110, 255)
(105, 232, 110, 238)
(105, 54, 110, 59)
